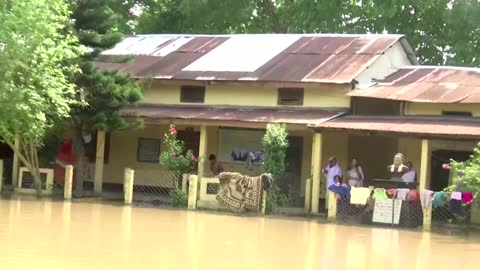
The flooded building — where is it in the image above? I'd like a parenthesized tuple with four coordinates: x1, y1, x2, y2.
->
(3, 34, 480, 217)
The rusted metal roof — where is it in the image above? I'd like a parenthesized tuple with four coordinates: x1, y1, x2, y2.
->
(312, 116, 480, 139)
(122, 104, 345, 125)
(97, 34, 408, 84)
(349, 66, 480, 103)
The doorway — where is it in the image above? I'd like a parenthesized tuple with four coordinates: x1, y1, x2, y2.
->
(430, 150, 471, 191)
(0, 143, 13, 185)
(275, 136, 303, 206)
(177, 129, 200, 158)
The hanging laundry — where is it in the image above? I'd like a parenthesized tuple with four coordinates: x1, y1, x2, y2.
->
(420, 190, 434, 208)
(450, 198, 462, 214)
(462, 192, 474, 204)
(246, 150, 263, 171)
(407, 189, 420, 202)
(451, 191, 462, 200)
(372, 188, 388, 200)
(350, 187, 371, 205)
(328, 184, 350, 200)
(396, 188, 410, 201)
(387, 189, 397, 198)
(432, 192, 446, 208)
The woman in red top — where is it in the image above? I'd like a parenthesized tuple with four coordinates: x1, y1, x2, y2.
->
(54, 140, 76, 186)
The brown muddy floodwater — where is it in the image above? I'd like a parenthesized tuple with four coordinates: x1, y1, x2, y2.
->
(0, 198, 479, 270)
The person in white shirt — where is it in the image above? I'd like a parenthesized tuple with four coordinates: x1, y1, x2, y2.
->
(402, 161, 417, 183)
(323, 157, 343, 190)
(347, 158, 365, 187)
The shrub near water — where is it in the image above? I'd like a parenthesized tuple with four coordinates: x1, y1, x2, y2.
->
(262, 123, 289, 213)
(159, 124, 197, 207)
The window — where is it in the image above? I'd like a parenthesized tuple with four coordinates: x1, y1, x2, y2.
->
(442, 111, 472, 117)
(180, 86, 205, 103)
(278, 88, 304, 106)
(137, 138, 161, 163)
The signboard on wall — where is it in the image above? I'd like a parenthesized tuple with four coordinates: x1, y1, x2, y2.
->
(372, 199, 402, 224)
(218, 128, 264, 162)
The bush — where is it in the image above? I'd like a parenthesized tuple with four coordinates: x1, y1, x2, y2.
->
(262, 123, 289, 177)
(447, 143, 480, 192)
(170, 187, 188, 207)
(159, 124, 197, 176)
(266, 185, 295, 214)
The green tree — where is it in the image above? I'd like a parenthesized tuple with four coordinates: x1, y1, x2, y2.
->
(0, 0, 81, 195)
(70, 0, 145, 195)
(262, 123, 289, 177)
(448, 143, 480, 192)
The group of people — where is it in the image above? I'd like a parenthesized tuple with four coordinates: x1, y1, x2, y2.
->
(323, 155, 418, 191)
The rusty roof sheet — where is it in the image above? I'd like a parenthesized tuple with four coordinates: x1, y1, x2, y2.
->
(122, 104, 344, 125)
(349, 66, 480, 103)
(313, 116, 480, 139)
(97, 34, 406, 84)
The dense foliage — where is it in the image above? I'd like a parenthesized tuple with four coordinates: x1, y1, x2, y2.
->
(448, 143, 480, 192)
(0, 0, 81, 194)
(159, 124, 197, 176)
(136, 0, 479, 66)
(262, 123, 289, 177)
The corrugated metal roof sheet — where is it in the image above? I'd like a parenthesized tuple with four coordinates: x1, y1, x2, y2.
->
(122, 104, 344, 125)
(349, 66, 480, 103)
(312, 116, 480, 139)
(97, 34, 406, 84)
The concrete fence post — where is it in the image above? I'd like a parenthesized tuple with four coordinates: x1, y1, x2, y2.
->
(124, 168, 134, 205)
(261, 191, 267, 215)
(187, 175, 198, 209)
(304, 178, 312, 214)
(64, 165, 73, 200)
(0, 159, 3, 192)
(327, 191, 337, 222)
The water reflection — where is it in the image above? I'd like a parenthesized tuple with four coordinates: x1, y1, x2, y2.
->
(0, 198, 479, 270)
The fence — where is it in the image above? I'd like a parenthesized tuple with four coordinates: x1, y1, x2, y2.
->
(329, 188, 478, 230)
(129, 168, 188, 208)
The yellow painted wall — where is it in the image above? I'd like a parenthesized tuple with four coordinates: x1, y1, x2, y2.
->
(303, 86, 350, 108)
(142, 84, 180, 104)
(405, 103, 480, 116)
(143, 83, 350, 108)
(104, 123, 314, 196)
(103, 123, 200, 186)
(347, 135, 398, 186)
(318, 132, 349, 197)
(398, 138, 422, 174)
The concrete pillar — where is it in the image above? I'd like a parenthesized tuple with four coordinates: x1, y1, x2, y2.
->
(0, 159, 3, 192)
(419, 139, 430, 190)
(304, 178, 312, 214)
(94, 130, 106, 194)
(311, 133, 323, 214)
(12, 135, 20, 187)
(188, 175, 198, 209)
(64, 165, 73, 200)
(261, 191, 267, 215)
(327, 191, 337, 222)
(419, 139, 432, 231)
(423, 205, 432, 232)
(124, 168, 134, 205)
(197, 125, 208, 181)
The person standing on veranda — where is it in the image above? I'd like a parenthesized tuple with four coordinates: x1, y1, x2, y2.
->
(347, 158, 365, 187)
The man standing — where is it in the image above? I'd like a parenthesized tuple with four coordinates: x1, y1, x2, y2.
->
(323, 157, 342, 209)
